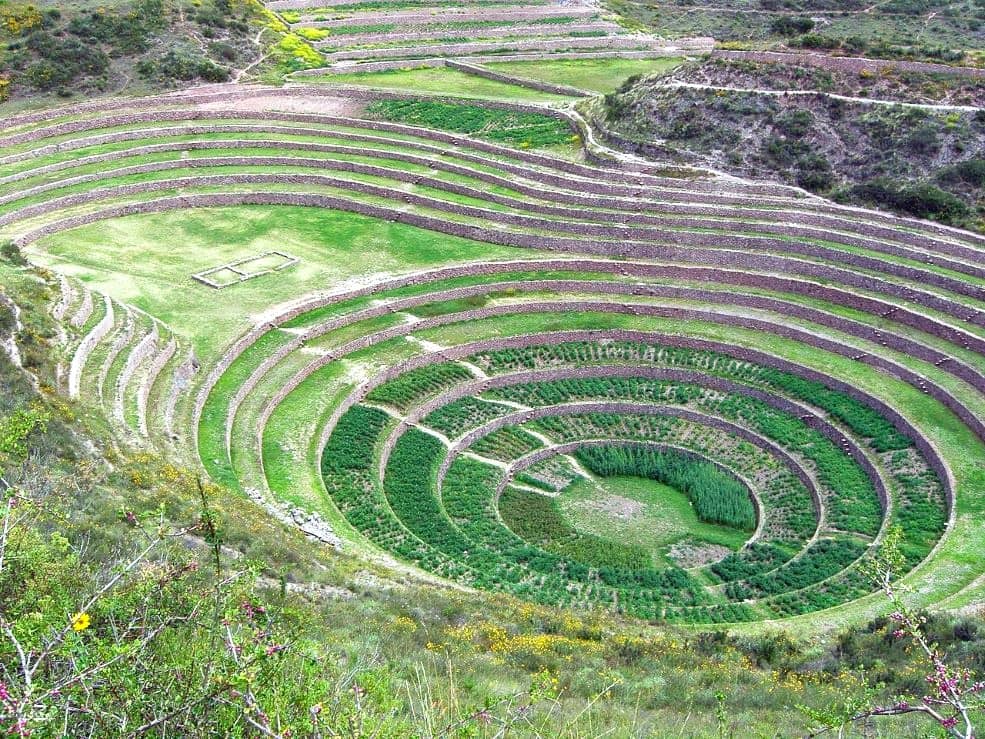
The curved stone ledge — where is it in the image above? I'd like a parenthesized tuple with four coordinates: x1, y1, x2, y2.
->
(8, 152, 983, 279)
(115, 321, 159, 427)
(312, 328, 954, 512)
(391, 366, 884, 531)
(0, 102, 946, 212)
(321, 35, 677, 63)
(68, 295, 114, 399)
(318, 24, 619, 50)
(218, 276, 985, 469)
(138, 338, 177, 437)
(2, 86, 979, 247)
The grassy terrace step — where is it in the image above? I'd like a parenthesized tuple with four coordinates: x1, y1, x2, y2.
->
(0, 126, 980, 289)
(67, 293, 114, 399)
(200, 278, 985, 468)
(319, 357, 943, 618)
(291, 6, 598, 27)
(194, 268, 976, 468)
(0, 114, 813, 203)
(311, 23, 620, 48)
(394, 369, 891, 539)
(3, 141, 973, 270)
(6, 140, 981, 268)
(206, 266, 984, 624)
(444, 403, 820, 552)
(312, 29, 625, 52)
(7, 173, 985, 298)
(322, 394, 892, 620)
(317, 36, 673, 63)
(232, 296, 977, 455)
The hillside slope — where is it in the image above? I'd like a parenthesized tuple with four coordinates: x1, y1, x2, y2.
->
(0, 0, 264, 104)
(593, 57, 985, 230)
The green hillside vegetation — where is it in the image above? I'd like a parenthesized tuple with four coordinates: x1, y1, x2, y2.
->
(597, 71, 985, 230)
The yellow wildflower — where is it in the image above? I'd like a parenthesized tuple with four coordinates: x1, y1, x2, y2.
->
(70, 612, 91, 632)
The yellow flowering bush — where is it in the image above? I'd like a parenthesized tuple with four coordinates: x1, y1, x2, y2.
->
(0, 4, 42, 37)
(294, 27, 329, 41)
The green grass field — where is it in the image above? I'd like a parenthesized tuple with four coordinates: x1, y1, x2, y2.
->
(559, 474, 750, 566)
(485, 57, 685, 92)
(26, 206, 528, 362)
(297, 65, 577, 103)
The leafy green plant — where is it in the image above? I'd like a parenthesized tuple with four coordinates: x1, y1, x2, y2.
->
(367, 100, 578, 149)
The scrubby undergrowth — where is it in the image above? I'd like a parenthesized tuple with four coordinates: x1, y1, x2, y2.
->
(657, 57, 985, 106)
(0, 0, 264, 104)
(596, 70, 985, 230)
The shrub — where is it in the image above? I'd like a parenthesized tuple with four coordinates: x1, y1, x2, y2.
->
(22, 31, 109, 89)
(140, 50, 230, 83)
(796, 154, 834, 191)
(794, 33, 840, 50)
(770, 16, 814, 35)
(844, 177, 971, 222)
(938, 159, 985, 188)
(775, 109, 814, 139)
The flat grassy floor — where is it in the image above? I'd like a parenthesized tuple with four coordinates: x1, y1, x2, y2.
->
(297, 66, 576, 104)
(559, 474, 749, 566)
(28, 205, 529, 363)
(484, 57, 685, 93)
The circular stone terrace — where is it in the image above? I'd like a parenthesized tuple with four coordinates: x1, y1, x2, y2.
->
(4, 83, 985, 627)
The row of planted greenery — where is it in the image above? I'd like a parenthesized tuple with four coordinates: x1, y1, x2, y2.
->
(315, 334, 948, 623)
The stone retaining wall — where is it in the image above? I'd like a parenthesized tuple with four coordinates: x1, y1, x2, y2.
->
(12, 154, 982, 278)
(445, 60, 591, 97)
(138, 338, 177, 436)
(316, 23, 620, 49)
(316, 327, 954, 508)
(10, 177, 985, 315)
(321, 35, 679, 63)
(67, 295, 114, 398)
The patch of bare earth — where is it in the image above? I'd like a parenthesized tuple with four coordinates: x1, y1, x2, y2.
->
(667, 541, 732, 568)
(577, 493, 644, 520)
(194, 94, 365, 117)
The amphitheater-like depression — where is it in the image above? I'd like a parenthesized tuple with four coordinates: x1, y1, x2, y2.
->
(4, 86, 984, 625)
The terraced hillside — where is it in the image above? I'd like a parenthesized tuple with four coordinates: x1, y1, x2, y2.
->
(3, 77, 985, 630)
(269, 0, 711, 83)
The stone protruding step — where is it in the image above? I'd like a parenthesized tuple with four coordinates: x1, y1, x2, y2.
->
(136, 336, 177, 436)
(67, 294, 114, 398)
(163, 350, 199, 438)
(98, 304, 136, 402)
(114, 318, 159, 428)
(68, 286, 94, 329)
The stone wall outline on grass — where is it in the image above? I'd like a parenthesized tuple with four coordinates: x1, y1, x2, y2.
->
(192, 250, 300, 289)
